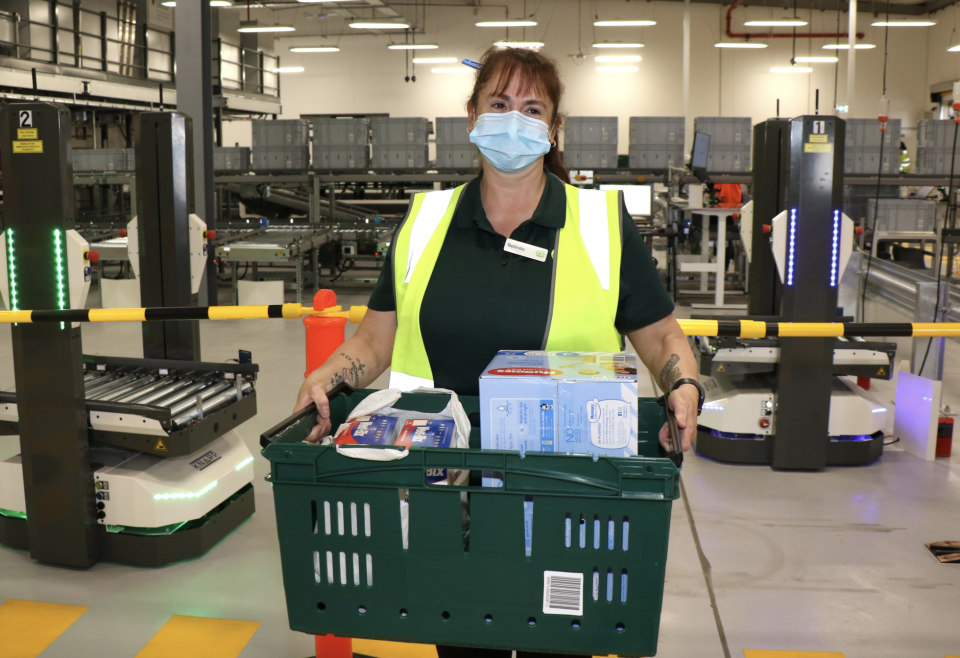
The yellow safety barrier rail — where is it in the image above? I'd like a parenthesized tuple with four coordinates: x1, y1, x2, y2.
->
(0, 303, 367, 325)
(3, 307, 960, 338)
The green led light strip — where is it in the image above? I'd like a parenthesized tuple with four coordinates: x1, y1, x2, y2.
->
(0, 507, 27, 520)
(6, 230, 18, 312)
(235, 456, 254, 471)
(53, 229, 66, 310)
(153, 480, 218, 501)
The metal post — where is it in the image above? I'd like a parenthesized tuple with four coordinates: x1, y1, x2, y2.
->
(296, 255, 303, 304)
(135, 112, 202, 361)
(773, 116, 846, 471)
(175, 0, 217, 306)
(50, 0, 59, 65)
(259, 51, 265, 94)
(847, 0, 857, 114)
(912, 281, 950, 381)
(329, 183, 337, 221)
(1, 102, 101, 567)
(72, 0, 80, 68)
(682, 0, 690, 153)
(310, 175, 320, 224)
(100, 11, 108, 72)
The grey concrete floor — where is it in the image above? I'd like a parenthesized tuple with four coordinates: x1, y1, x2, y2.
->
(0, 284, 958, 658)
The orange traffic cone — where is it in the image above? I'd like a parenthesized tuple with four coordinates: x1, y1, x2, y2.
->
(315, 633, 351, 657)
(304, 290, 347, 378)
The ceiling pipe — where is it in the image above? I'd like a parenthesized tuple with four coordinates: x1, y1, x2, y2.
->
(726, 0, 865, 40)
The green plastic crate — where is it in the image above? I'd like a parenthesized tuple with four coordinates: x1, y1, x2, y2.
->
(261, 388, 680, 657)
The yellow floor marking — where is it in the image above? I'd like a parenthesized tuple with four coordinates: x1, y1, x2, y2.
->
(743, 649, 844, 658)
(352, 639, 437, 658)
(350, 641, 620, 658)
(0, 599, 89, 658)
(134, 615, 260, 658)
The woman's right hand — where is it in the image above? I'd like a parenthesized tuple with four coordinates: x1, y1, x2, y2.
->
(295, 373, 332, 444)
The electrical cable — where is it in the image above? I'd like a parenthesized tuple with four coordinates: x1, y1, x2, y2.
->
(832, 0, 840, 110)
(860, 12, 891, 320)
(918, 119, 958, 376)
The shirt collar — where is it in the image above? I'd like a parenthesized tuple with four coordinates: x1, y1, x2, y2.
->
(455, 170, 568, 231)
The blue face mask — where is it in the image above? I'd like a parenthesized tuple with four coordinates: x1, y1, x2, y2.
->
(469, 110, 553, 173)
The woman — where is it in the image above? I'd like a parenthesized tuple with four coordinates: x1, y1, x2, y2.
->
(295, 46, 701, 658)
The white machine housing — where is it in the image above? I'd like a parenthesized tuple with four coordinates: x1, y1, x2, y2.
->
(699, 375, 887, 437)
(0, 430, 253, 529)
(128, 213, 207, 294)
(771, 210, 854, 285)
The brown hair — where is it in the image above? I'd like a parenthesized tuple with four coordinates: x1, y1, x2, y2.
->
(468, 46, 569, 183)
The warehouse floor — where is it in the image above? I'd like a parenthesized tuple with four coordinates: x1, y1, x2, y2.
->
(0, 287, 958, 658)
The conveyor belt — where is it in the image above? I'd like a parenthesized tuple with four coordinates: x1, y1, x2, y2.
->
(215, 227, 332, 262)
(0, 356, 259, 458)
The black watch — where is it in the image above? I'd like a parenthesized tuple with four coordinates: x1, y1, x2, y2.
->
(670, 378, 705, 415)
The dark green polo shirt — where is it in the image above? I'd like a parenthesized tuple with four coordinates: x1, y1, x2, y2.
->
(368, 173, 674, 396)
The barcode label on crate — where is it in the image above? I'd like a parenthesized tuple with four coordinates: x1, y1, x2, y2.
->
(542, 571, 584, 616)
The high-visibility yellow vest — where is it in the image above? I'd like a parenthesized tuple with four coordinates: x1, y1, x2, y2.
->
(389, 182, 623, 391)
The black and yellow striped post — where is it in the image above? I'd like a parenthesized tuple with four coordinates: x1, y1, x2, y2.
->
(4, 307, 960, 338)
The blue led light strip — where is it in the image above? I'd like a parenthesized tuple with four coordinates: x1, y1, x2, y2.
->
(830, 210, 840, 287)
(6, 230, 17, 312)
(787, 209, 797, 286)
(53, 229, 66, 310)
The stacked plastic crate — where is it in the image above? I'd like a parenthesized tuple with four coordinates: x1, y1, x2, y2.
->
(312, 118, 370, 172)
(844, 118, 900, 174)
(73, 148, 135, 172)
(213, 147, 251, 173)
(435, 117, 479, 171)
(693, 117, 752, 173)
(866, 198, 937, 234)
(251, 119, 310, 171)
(371, 118, 431, 171)
(562, 116, 618, 169)
(627, 117, 684, 171)
(916, 119, 960, 175)
(842, 184, 899, 224)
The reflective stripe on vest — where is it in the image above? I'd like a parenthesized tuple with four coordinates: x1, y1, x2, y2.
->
(389, 182, 622, 391)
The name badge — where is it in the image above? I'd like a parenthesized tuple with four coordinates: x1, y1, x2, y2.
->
(504, 238, 548, 262)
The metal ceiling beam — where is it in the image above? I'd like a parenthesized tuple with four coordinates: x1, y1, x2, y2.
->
(655, 0, 927, 15)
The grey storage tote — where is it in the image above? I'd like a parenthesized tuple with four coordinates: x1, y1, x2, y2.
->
(866, 199, 936, 233)
(564, 117, 618, 145)
(252, 119, 310, 147)
(705, 145, 750, 173)
(628, 145, 684, 170)
(214, 147, 250, 172)
(915, 146, 960, 175)
(436, 144, 480, 170)
(435, 117, 472, 145)
(252, 146, 310, 171)
(371, 118, 431, 145)
(845, 146, 895, 175)
(917, 120, 956, 149)
(313, 145, 370, 171)
(845, 118, 901, 149)
(694, 117, 752, 146)
(312, 118, 370, 147)
(74, 148, 133, 171)
(371, 145, 429, 170)
(562, 144, 618, 169)
(629, 117, 684, 146)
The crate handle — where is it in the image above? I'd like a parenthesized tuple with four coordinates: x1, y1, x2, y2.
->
(656, 395, 684, 469)
(259, 382, 356, 448)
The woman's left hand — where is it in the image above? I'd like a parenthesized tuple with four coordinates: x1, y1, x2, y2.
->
(659, 384, 700, 452)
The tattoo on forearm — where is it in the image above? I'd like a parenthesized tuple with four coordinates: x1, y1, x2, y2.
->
(329, 351, 367, 389)
(658, 353, 681, 391)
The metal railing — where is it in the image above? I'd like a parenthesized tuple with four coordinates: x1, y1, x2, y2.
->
(0, 2, 173, 82)
(213, 38, 279, 98)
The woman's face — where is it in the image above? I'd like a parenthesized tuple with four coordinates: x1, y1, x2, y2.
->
(469, 73, 558, 143)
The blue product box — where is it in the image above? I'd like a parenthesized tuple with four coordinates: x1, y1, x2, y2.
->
(396, 419, 456, 483)
(479, 351, 639, 487)
(334, 415, 398, 446)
